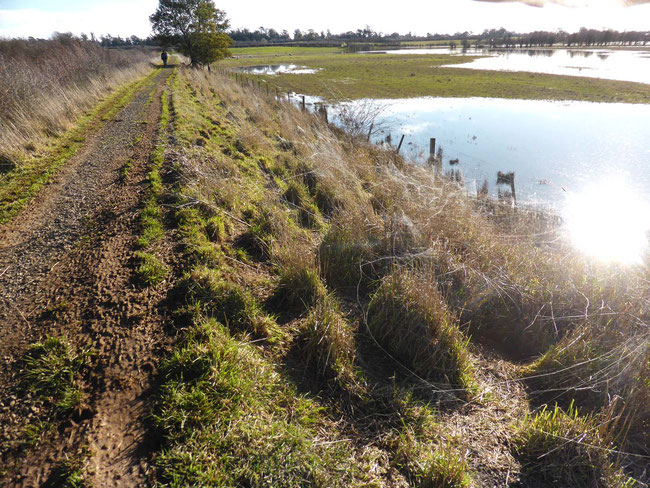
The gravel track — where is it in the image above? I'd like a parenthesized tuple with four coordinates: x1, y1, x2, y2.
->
(0, 67, 176, 487)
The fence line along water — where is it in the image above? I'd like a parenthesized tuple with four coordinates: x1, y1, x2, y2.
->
(212, 65, 521, 206)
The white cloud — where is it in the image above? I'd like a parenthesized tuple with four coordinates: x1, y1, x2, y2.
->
(1, 0, 648, 39)
(220, 0, 650, 34)
(0, 1, 157, 39)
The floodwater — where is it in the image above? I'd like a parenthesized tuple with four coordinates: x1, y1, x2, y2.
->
(236, 64, 319, 75)
(323, 96, 650, 263)
(362, 47, 650, 85)
(447, 48, 650, 85)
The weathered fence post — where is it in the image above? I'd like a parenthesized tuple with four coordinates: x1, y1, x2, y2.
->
(429, 138, 436, 158)
(301, 95, 306, 110)
(396, 134, 405, 154)
(497, 171, 517, 206)
(367, 123, 374, 141)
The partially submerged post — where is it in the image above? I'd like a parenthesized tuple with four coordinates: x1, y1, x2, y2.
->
(367, 123, 374, 142)
(497, 171, 517, 206)
(427, 137, 441, 172)
(318, 103, 328, 123)
(301, 95, 306, 110)
(396, 134, 406, 154)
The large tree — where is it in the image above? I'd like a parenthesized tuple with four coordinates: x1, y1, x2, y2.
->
(150, 0, 232, 66)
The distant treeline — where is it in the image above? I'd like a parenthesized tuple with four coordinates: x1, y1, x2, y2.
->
(10, 31, 159, 48)
(229, 26, 650, 47)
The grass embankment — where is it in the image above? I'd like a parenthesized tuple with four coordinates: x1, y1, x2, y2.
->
(220, 50, 650, 103)
(0, 69, 160, 225)
(149, 67, 648, 486)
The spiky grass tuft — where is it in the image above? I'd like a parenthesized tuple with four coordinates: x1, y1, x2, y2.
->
(367, 268, 475, 399)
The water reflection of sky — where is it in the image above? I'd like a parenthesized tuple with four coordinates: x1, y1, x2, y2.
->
(362, 47, 650, 85)
(444, 48, 650, 85)
(327, 96, 650, 263)
(236, 64, 319, 75)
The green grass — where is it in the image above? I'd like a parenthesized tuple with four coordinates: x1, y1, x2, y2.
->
(152, 318, 368, 487)
(134, 251, 168, 286)
(44, 457, 88, 488)
(366, 268, 475, 399)
(118, 157, 133, 183)
(220, 52, 650, 103)
(0, 69, 160, 225)
(21, 336, 91, 415)
(513, 403, 634, 487)
(180, 266, 277, 339)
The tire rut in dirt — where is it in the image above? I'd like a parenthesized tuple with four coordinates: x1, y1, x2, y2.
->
(0, 68, 176, 488)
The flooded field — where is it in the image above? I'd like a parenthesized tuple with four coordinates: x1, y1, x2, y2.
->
(364, 47, 650, 85)
(314, 96, 650, 262)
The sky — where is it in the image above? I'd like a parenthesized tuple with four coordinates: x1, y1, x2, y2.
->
(1, 0, 649, 39)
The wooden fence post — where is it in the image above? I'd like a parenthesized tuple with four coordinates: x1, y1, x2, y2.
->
(396, 134, 405, 154)
(367, 123, 374, 141)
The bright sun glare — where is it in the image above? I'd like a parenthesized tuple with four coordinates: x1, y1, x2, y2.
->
(563, 175, 650, 265)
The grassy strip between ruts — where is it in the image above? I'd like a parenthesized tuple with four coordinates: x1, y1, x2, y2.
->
(219, 51, 650, 103)
(134, 69, 176, 287)
(0, 68, 160, 225)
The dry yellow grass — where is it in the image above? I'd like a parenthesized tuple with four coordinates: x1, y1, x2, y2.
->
(0, 35, 154, 155)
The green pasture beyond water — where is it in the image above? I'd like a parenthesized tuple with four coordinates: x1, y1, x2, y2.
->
(224, 47, 650, 103)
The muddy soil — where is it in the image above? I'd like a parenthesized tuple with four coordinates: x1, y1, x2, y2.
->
(0, 67, 177, 487)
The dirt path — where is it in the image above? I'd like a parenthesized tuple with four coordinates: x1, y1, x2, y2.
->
(0, 67, 176, 487)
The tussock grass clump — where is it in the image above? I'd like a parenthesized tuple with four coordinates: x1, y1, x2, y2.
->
(367, 268, 474, 398)
(283, 179, 322, 228)
(153, 319, 367, 487)
(524, 326, 650, 462)
(296, 295, 358, 387)
(181, 266, 277, 338)
(420, 449, 472, 488)
(271, 245, 327, 310)
(205, 212, 230, 243)
(319, 210, 390, 293)
(175, 207, 224, 266)
(513, 403, 633, 487)
(21, 336, 91, 415)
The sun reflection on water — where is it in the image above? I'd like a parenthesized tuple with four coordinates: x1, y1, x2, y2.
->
(563, 176, 650, 265)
